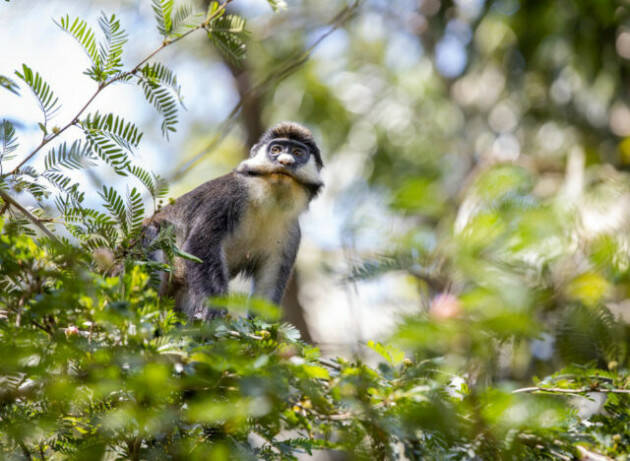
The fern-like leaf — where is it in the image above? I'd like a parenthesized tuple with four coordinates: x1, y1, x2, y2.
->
(171, 4, 195, 35)
(59, 198, 119, 249)
(85, 131, 131, 175)
(139, 62, 184, 105)
(206, 14, 249, 65)
(265, 0, 287, 11)
(97, 12, 128, 76)
(152, 0, 174, 37)
(55, 16, 99, 67)
(154, 174, 169, 200)
(99, 185, 128, 236)
(42, 171, 85, 206)
(83, 112, 143, 151)
(44, 140, 94, 171)
(129, 165, 155, 196)
(137, 79, 179, 139)
(0, 119, 19, 162)
(13, 178, 49, 202)
(15, 64, 61, 125)
(0, 75, 20, 95)
(126, 187, 145, 236)
(129, 165, 169, 210)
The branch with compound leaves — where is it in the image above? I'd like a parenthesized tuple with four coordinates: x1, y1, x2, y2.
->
(0, 189, 59, 242)
(1, 0, 235, 238)
(9, 0, 233, 177)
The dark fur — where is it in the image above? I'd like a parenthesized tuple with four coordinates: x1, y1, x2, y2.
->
(252, 122, 323, 168)
(145, 122, 322, 320)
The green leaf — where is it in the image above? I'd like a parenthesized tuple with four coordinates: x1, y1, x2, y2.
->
(126, 187, 145, 236)
(82, 112, 143, 151)
(367, 340, 405, 366)
(0, 74, 20, 95)
(42, 171, 85, 206)
(302, 365, 330, 379)
(55, 15, 99, 66)
(171, 4, 195, 35)
(129, 165, 168, 206)
(99, 185, 128, 236)
(152, 0, 174, 37)
(44, 140, 94, 171)
(15, 64, 60, 125)
(206, 13, 249, 65)
(137, 64, 181, 138)
(0, 119, 19, 161)
(97, 12, 127, 76)
(173, 247, 202, 263)
(139, 62, 184, 105)
(84, 130, 131, 174)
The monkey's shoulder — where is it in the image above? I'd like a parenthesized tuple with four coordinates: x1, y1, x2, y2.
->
(150, 172, 246, 224)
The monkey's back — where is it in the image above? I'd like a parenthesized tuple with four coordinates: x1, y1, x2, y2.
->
(145, 172, 249, 287)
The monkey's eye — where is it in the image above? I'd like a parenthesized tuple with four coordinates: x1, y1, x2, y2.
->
(270, 145, 282, 155)
(293, 148, 305, 156)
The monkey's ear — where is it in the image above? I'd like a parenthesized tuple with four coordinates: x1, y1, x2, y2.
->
(249, 143, 261, 157)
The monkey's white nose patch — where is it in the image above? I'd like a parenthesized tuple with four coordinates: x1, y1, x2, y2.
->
(277, 153, 295, 165)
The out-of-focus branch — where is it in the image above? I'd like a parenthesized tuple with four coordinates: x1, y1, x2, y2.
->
(0, 189, 59, 242)
(513, 386, 630, 394)
(576, 446, 614, 461)
(170, 0, 363, 182)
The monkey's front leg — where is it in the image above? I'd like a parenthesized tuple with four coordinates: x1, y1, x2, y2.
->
(182, 242, 229, 321)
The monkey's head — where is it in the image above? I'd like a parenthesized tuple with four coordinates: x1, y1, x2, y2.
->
(236, 122, 324, 196)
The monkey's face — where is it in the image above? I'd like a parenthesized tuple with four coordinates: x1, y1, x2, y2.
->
(236, 138, 323, 196)
(266, 138, 310, 169)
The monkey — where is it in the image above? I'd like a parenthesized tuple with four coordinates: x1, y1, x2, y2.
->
(144, 122, 324, 321)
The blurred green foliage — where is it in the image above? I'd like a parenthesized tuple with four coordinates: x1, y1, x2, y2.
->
(2, 0, 630, 459)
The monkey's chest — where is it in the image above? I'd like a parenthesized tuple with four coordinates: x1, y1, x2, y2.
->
(222, 201, 297, 276)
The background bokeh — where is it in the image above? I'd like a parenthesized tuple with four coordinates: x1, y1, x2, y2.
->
(3, 0, 630, 357)
(4, 0, 630, 458)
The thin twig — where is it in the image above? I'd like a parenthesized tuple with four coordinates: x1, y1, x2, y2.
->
(0, 189, 59, 242)
(513, 386, 630, 395)
(318, 357, 342, 371)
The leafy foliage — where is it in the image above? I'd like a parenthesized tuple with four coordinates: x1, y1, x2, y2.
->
(44, 140, 94, 171)
(129, 165, 168, 211)
(82, 112, 143, 152)
(0, 119, 19, 162)
(0, 74, 20, 95)
(0, 221, 613, 461)
(137, 62, 183, 137)
(206, 9, 249, 65)
(97, 13, 128, 77)
(56, 13, 127, 82)
(56, 15, 99, 68)
(2, 0, 630, 460)
(14, 64, 60, 126)
(151, 0, 174, 37)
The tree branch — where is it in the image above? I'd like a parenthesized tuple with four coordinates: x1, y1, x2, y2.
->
(0, 189, 59, 242)
(9, 0, 233, 177)
(513, 386, 630, 395)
